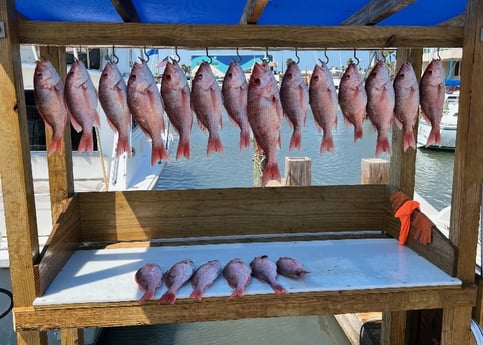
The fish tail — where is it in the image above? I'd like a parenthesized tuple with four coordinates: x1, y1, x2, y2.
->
(240, 129, 251, 151)
(47, 135, 63, 156)
(230, 288, 245, 298)
(151, 141, 169, 166)
(403, 131, 416, 152)
(189, 289, 203, 301)
(159, 291, 177, 304)
(288, 129, 302, 151)
(176, 135, 190, 160)
(116, 134, 131, 157)
(320, 134, 335, 154)
(77, 131, 94, 153)
(271, 283, 287, 295)
(354, 125, 363, 142)
(138, 289, 155, 304)
(207, 134, 224, 156)
(426, 126, 441, 147)
(375, 134, 392, 157)
(262, 162, 281, 187)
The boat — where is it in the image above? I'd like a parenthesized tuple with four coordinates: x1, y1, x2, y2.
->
(0, 47, 172, 267)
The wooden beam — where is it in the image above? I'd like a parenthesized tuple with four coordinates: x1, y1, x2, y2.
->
(16, 21, 464, 49)
(110, 0, 141, 23)
(439, 13, 465, 26)
(342, 0, 415, 26)
(240, 0, 269, 24)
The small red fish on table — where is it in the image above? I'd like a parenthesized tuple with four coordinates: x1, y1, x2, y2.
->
(309, 61, 338, 154)
(33, 59, 69, 156)
(420, 59, 446, 147)
(161, 60, 193, 160)
(247, 62, 283, 187)
(189, 259, 222, 301)
(191, 62, 224, 155)
(159, 259, 195, 304)
(276, 257, 309, 278)
(223, 258, 252, 297)
(222, 60, 250, 151)
(127, 59, 169, 166)
(64, 59, 100, 153)
(250, 255, 287, 295)
(98, 61, 131, 157)
(135, 263, 163, 303)
(280, 61, 309, 151)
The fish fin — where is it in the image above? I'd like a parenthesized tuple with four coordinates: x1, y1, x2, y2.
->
(262, 162, 281, 187)
(393, 114, 403, 130)
(197, 117, 208, 132)
(77, 131, 94, 153)
(271, 283, 287, 295)
(239, 129, 251, 151)
(116, 133, 131, 157)
(354, 125, 363, 142)
(176, 135, 190, 160)
(47, 136, 63, 156)
(159, 292, 177, 304)
(69, 115, 83, 133)
(403, 131, 416, 152)
(207, 134, 224, 156)
(288, 129, 302, 151)
(320, 134, 335, 154)
(375, 133, 392, 157)
(138, 289, 155, 304)
(151, 140, 170, 166)
(426, 127, 441, 147)
(189, 289, 203, 301)
(230, 288, 245, 298)
(105, 117, 118, 133)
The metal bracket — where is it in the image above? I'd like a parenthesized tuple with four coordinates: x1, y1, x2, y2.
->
(0, 21, 5, 38)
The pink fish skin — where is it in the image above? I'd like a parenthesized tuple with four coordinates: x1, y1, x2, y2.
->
(33, 59, 68, 156)
(280, 62, 309, 151)
(65, 59, 100, 153)
(223, 258, 252, 297)
(191, 62, 224, 155)
(189, 259, 222, 301)
(420, 59, 445, 147)
(247, 62, 283, 187)
(127, 60, 169, 165)
(338, 63, 367, 142)
(309, 62, 338, 154)
(250, 255, 287, 295)
(365, 61, 395, 157)
(161, 60, 193, 160)
(98, 62, 131, 157)
(135, 263, 163, 303)
(276, 257, 309, 278)
(393, 62, 420, 152)
(222, 61, 250, 150)
(159, 259, 195, 304)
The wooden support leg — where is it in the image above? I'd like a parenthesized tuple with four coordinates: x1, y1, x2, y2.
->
(441, 307, 472, 345)
(16, 331, 48, 345)
(60, 328, 85, 345)
(381, 311, 406, 345)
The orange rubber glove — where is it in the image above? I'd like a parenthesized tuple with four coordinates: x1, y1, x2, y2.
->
(394, 199, 420, 245)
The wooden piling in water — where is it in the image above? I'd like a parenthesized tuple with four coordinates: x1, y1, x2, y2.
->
(361, 158, 390, 185)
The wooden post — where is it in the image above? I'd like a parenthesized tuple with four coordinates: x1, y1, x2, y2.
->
(284, 157, 311, 186)
(361, 158, 389, 184)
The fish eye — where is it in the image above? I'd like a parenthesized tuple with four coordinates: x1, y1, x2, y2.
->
(313, 76, 319, 81)
(36, 73, 42, 79)
(130, 75, 136, 80)
(165, 74, 171, 80)
(254, 78, 261, 85)
(102, 73, 108, 77)
(197, 74, 203, 80)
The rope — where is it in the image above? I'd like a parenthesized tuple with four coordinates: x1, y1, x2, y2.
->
(95, 126, 109, 191)
(0, 288, 13, 320)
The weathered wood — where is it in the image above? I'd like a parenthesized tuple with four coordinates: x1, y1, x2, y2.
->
(342, 0, 415, 25)
(284, 157, 311, 186)
(60, 328, 84, 345)
(381, 311, 406, 345)
(240, 0, 268, 24)
(361, 158, 389, 184)
(77, 186, 386, 242)
(16, 22, 464, 48)
(14, 285, 476, 332)
(111, 0, 141, 23)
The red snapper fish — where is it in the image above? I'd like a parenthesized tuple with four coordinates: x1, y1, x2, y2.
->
(365, 61, 395, 157)
(276, 257, 309, 278)
(280, 61, 309, 150)
(98, 61, 131, 157)
(222, 61, 250, 150)
(65, 59, 100, 153)
(159, 259, 195, 304)
(161, 60, 193, 160)
(223, 258, 252, 297)
(135, 263, 163, 303)
(309, 62, 338, 154)
(33, 59, 68, 156)
(420, 59, 445, 146)
(338, 63, 367, 142)
(127, 60, 169, 165)
(393, 62, 420, 152)
(191, 62, 224, 155)
(250, 255, 286, 295)
(247, 62, 283, 187)
(189, 259, 222, 300)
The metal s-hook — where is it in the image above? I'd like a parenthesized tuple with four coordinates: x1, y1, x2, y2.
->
(205, 47, 213, 64)
(236, 48, 242, 62)
(322, 48, 329, 64)
(436, 47, 441, 60)
(295, 48, 300, 64)
(142, 47, 150, 63)
(353, 48, 360, 66)
(173, 46, 181, 63)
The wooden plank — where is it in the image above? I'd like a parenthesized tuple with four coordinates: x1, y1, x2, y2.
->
(284, 157, 311, 186)
(77, 185, 387, 242)
(60, 328, 84, 345)
(13, 285, 476, 331)
(111, 0, 141, 23)
(342, 0, 415, 26)
(16, 21, 464, 48)
(381, 311, 406, 345)
(38, 46, 74, 224)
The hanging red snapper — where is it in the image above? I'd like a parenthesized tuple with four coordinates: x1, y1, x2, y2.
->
(159, 259, 195, 304)
(280, 61, 309, 151)
(250, 255, 286, 295)
(127, 60, 169, 165)
(420, 59, 445, 146)
(191, 62, 224, 155)
(161, 60, 193, 160)
(309, 62, 338, 154)
(247, 62, 283, 187)
(223, 258, 251, 297)
(65, 59, 100, 153)
(98, 61, 131, 157)
(393, 62, 420, 152)
(222, 61, 250, 150)
(365, 61, 395, 157)
(338, 63, 367, 142)
(189, 259, 222, 301)
(135, 263, 163, 303)
(33, 59, 68, 156)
